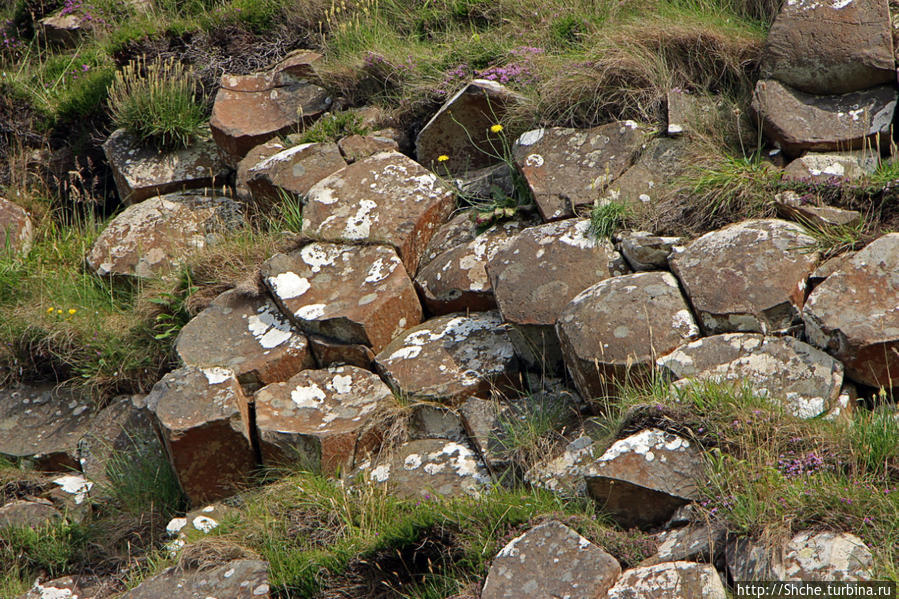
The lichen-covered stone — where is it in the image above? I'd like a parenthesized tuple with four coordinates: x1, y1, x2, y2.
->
(236, 138, 287, 201)
(420, 211, 480, 269)
(775, 190, 862, 228)
(163, 503, 237, 556)
(86, 190, 244, 279)
(524, 435, 599, 497)
(607, 561, 727, 599)
(39, 13, 86, 47)
(601, 137, 688, 208)
(308, 334, 375, 369)
(803, 234, 899, 388)
(302, 151, 455, 272)
(488, 218, 628, 370)
(0, 499, 61, 529)
(482, 520, 621, 599)
(669, 219, 818, 334)
(374, 312, 518, 405)
(619, 230, 683, 271)
(16, 575, 108, 599)
(120, 559, 271, 598)
(512, 122, 649, 221)
(337, 134, 398, 163)
(0, 197, 33, 256)
(782, 152, 876, 184)
(657, 333, 844, 418)
(245, 141, 346, 204)
(146, 366, 255, 505)
(557, 271, 699, 399)
(727, 532, 873, 582)
(641, 525, 727, 566)
(253, 366, 391, 472)
(407, 403, 466, 442)
(176, 289, 314, 393)
(584, 429, 703, 529)
(261, 243, 422, 354)
(103, 128, 230, 205)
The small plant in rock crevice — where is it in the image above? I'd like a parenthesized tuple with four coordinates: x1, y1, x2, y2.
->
(588, 198, 629, 240)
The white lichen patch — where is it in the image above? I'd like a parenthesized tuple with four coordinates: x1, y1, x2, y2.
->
(599, 429, 689, 463)
(268, 271, 311, 300)
(202, 367, 233, 385)
(247, 303, 295, 349)
(53, 475, 93, 505)
(192, 515, 219, 533)
(291, 382, 327, 408)
(517, 128, 545, 146)
(166, 517, 188, 535)
(371, 463, 391, 482)
(295, 303, 327, 320)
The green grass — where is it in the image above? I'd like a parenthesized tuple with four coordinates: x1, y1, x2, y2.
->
(588, 199, 629, 240)
(295, 111, 369, 144)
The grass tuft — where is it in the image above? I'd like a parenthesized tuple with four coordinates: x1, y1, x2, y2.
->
(588, 199, 629, 240)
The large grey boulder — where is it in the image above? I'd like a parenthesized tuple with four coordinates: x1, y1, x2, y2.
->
(608, 562, 727, 598)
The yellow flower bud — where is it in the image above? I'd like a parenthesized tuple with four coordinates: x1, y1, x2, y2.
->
(437, 154, 449, 162)
(490, 124, 503, 133)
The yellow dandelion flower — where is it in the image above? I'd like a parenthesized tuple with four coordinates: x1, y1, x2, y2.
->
(490, 124, 503, 133)
(68, 309, 77, 315)
(437, 155, 449, 162)
(56, 309, 63, 314)
(47, 307, 55, 314)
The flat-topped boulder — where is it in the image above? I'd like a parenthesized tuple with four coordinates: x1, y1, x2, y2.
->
(86, 190, 243, 279)
(512, 122, 649, 221)
(669, 219, 818, 335)
(253, 366, 392, 472)
(176, 289, 314, 393)
(245, 141, 346, 204)
(338, 134, 398, 163)
(415, 219, 526, 315)
(39, 13, 86, 47)
(302, 151, 455, 272)
(608, 562, 727, 599)
(482, 520, 621, 599)
(585, 429, 703, 529)
(261, 242, 421, 354)
(146, 366, 255, 505)
(761, 0, 893, 95)
(601, 137, 688, 208)
(0, 385, 93, 471)
(365, 438, 491, 499)
(782, 152, 876, 184)
(752, 80, 897, 156)
(658, 333, 844, 418)
(103, 128, 230, 205)
(374, 311, 518, 405)
(120, 559, 271, 598)
(803, 233, 899, 388)
(557, 271, 699, 399)
(420, 211, 481, 268)
(416, 79, 524, 174)
(487, 218, 628, 369)
(0, 198, 33, 256)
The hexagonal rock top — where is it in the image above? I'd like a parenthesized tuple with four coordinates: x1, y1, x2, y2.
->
(669, 219, 818, 335)
(415, 79, 524, 174)
(557, 271, 699, 399)
(119, 559, 271, 599)
(102, 128, 230, 205)
(415, 219, 526, 315)
(374, 311, 518, 405)
(86, 190, 244, 279)
(760, 0, 893, 95)
(487, 218, 628, 369)
(657, 333, 844, 419)
(803, 233, 899, 388)
(261, 242, 422, 354)
(752, 80, 897, 157)
(482, 520, 621, 599)
(0, 385, 94, 471)
(0, 197, 33, 256)
(145, 366, 255, 505)
(365, 438, 491, 499)
(607, 562, 727, 599)
(584, 429, 703, 529)
(210, 71, 331, 165)
(176, 289, 314, 393)
(511, 122, 649, 221)
(245, 141, 346, 204)
(253, 366, 392, 473)
(302, 151, 455, 272)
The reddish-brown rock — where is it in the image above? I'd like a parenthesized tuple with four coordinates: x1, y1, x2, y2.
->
(308, 334, 375, 369)
(337, 134, 399, 163)
(0, 197, 33, 256)
(236, 138, 287, 201)
(245, 142, 346, 204)
(775, 190, 863, 228)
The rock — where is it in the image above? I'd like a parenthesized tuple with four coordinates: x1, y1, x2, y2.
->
(76, 395, 166, 490)
(524, 435, 599, 496)
(641, 525, 726, 566)
(374, 312, 518, 405)
(416, 79, 523, 174)
(407, 403, 466, 441)
(781, 152, 876, 183)
(261, 243, 422, 354)
(146, 366, 255, 505)
(47, 474, 93, 522)
(761, 0, 893, 95)
(512, 122, 649, 221)
(774, 190, 863, 229)
(0, 499, 61, 528)
(419, 211, 480, 268)
(337, 134, 398, 163)
(236, 138, 287, 201)
(457, 162, 516, 200)
(487, 218, 628, 370)
(39, 13, 85, 47)
(308, 334, 375, 369)
(0, 385, 94, 471)
(557, 271, 699, 399)
(164, 503, 238, 555)
(365, 438, 491, 499)
(459, 397, 512, 476)
(726, 537, 781, 581)
(86, 190, 243, 279)
(103, 128, 230, 205)
(658, 333, 844, 418)
(607, 562, 727, 599)
(618, 230, 683, 271)
(781, 531, 873, 581)
(176, 289, 314, 393)
(302, 151, 455, 272)
(584, 429, 703, 529)
(16, 575, 108, 599)
(245, 142, 346, 205)
(0, 197, 33, 256)
(253, 366, 391, 472)
(752, 80, 897, 156)
(120, 559, 271, 598)
(809, 251, 855, 287)
(210, 71, 331, 165)
(668, 219, 818, 335)
(271, 49, 322, 81)
(666, 88, 703, 136)
(803, 233, 899, 388)
(482, 520, 621, 599)
(414, 219, 525, 315)
(602, 137, 688, 208)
